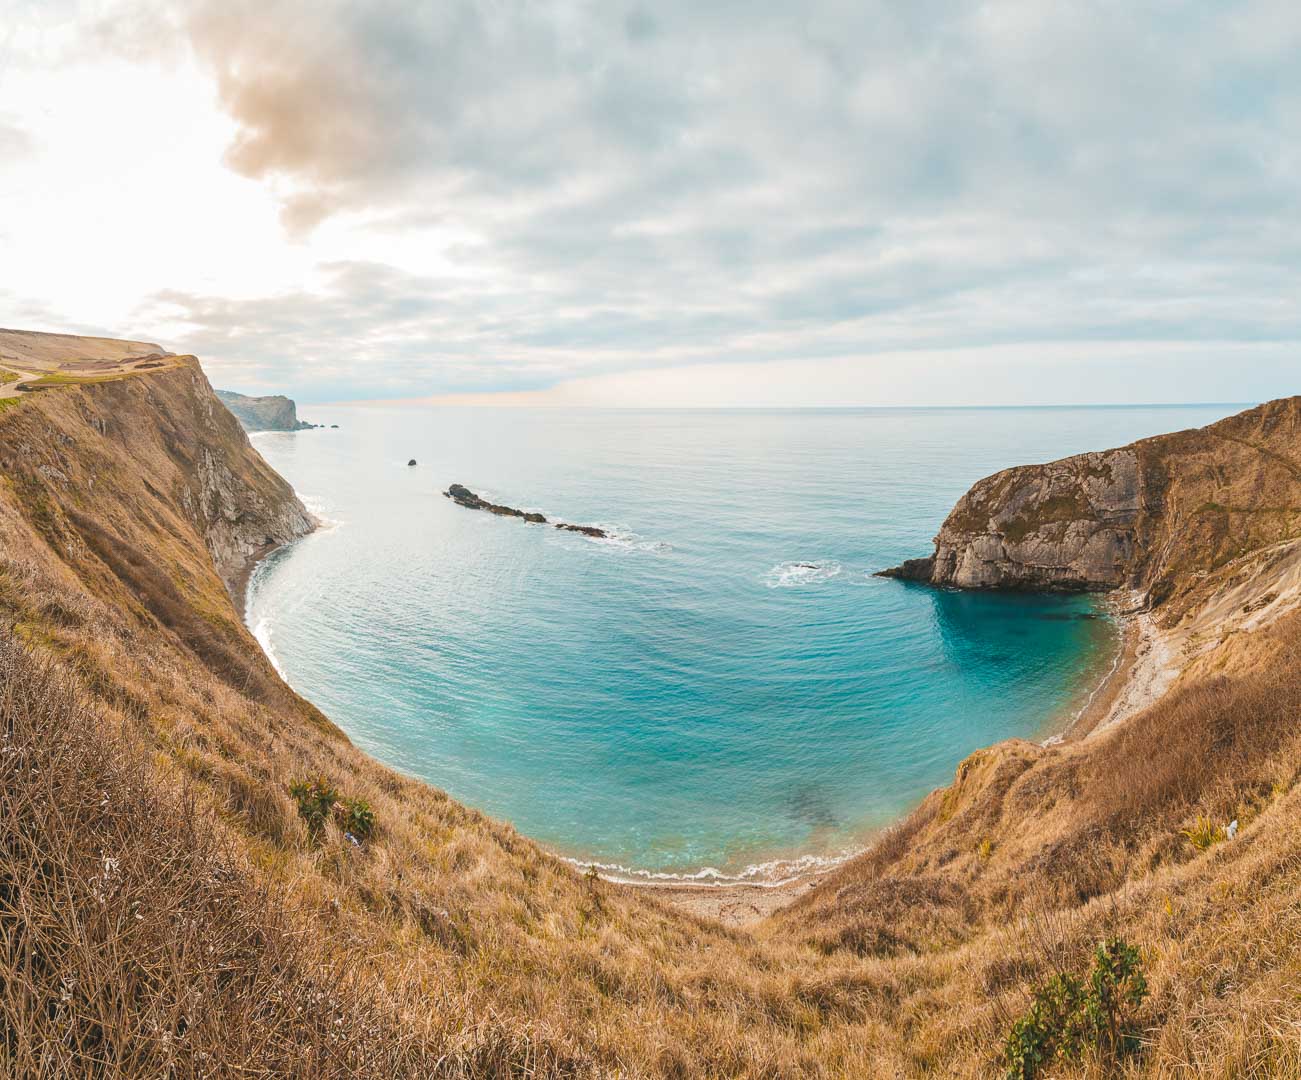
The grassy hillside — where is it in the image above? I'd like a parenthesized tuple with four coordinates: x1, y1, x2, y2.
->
(1, 356, 1299, 1076)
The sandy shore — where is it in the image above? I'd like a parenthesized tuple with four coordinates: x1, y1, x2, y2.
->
(230, 539, 286, 618)
(1088, 608, 1177, 736)
(621, 871, 831, 927)
(1056, 592, 1163, 740)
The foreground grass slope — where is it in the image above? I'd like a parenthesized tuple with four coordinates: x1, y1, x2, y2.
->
(1, 349, 1299, 1076)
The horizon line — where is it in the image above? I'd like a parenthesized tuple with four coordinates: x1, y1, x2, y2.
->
(303, 397, 1263, 411)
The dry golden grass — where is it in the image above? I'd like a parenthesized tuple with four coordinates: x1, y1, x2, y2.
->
(0, 636, 599, 1078)
(1, 365, 1300, 1076)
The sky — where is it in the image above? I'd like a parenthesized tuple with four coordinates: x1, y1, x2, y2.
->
(2, 0, 1299, 406)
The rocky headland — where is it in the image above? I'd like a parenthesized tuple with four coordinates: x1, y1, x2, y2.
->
(879, 447, 1142, 591)
(445, 482, 608, 537)
(880, 398, 1301, 608)
(880, 397, 1301, 735)
(216, 388, 319, 432)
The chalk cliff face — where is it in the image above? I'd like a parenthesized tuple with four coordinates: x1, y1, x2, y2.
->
(216, 388, 316, 432)
(882, 397, 1301, 613)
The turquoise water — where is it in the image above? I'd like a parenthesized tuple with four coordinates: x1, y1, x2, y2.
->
(246, 404, 1238, 882)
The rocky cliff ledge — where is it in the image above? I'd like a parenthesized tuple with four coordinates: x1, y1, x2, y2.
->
(881, 397, 1301, 612)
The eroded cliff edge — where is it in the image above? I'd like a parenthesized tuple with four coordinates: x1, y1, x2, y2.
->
(0, 355, 314, 603)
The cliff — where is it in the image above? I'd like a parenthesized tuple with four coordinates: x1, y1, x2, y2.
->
(216, 387, 318, 431)
(881, 397, 1301, 616)
(2, 348, 1300, 1078)
(2, 358, 313, 599)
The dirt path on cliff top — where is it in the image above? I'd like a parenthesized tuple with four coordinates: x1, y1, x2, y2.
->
(0, 368, 39, 399)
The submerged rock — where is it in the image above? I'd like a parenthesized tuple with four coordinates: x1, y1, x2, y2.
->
(445, 483, 608, 538)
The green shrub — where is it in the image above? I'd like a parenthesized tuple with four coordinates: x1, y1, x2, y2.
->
(288, 776, 339, 838)
(1003, 938, 1147, 1079)
(338, 797, 376, 839)
(1181, 814, 1225, 851)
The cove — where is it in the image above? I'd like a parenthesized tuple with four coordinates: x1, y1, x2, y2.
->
(246, 404, 1235, 881)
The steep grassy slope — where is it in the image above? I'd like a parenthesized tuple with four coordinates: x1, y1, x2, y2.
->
(1, 356, 1299, 1077)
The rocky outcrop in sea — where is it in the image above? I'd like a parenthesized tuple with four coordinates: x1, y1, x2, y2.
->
(445, 483, 608, 538)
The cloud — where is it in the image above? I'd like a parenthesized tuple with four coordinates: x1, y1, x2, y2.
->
(16, 0, 1301, 402)
(0, 117, 34, 164)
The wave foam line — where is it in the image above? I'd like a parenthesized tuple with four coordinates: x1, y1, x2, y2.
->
(299, 491, 345, 531)
(562, 848, 857, 888)
(1043, 605, 1125, 746)
(252, 617, 288, 681)
(763, 560, 843, 589)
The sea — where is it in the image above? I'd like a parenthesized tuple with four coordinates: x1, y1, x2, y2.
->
(245, 403, 1239, 884)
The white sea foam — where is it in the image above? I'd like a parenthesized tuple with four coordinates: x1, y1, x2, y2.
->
(299, 492, 345, 531)
(242, 484, 337, 690)
(763, 560, 843, 588)
(252, 617, 288, 680)
(592, 526, 672, 554)
(549, 520, 671, 553)
(563, 848, 856, 888)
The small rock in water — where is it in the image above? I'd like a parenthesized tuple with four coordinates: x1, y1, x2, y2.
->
(407, 459, 417, 467)
(555, 522, 609, 539)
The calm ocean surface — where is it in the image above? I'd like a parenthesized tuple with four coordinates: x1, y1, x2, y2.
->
(246, 404, 1238, 882)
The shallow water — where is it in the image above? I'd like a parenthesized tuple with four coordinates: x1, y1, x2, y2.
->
(246, 404, 1238, 881)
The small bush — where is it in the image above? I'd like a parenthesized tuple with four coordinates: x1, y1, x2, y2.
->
(338, 796, 376, 839)
(1003, 938, 1147, 1079)
(289, 776, 339, 838)
(1182, 814, 1225, 852)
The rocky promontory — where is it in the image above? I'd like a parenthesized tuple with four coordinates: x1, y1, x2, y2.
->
(445, 483, 608, 538)
(880, 397, 1301, 614)
(880, 447, 1143, 591)
(216, 388, 318, 432)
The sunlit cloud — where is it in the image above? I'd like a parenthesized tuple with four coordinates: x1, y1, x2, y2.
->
(2, 0, 1300, 403)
